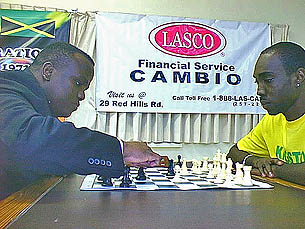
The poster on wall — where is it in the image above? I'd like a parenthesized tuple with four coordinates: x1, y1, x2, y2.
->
(0, 9, 71, 71)
(95, 12, 270, 114)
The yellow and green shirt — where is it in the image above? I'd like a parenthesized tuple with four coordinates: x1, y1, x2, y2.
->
(237, 113, 305, 164)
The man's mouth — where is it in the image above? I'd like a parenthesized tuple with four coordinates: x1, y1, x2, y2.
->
(260, 99, 272, 109)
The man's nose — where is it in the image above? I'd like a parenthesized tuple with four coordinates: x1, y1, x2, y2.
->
(257, 84, 265, 96)
(78, 90, 85, 101)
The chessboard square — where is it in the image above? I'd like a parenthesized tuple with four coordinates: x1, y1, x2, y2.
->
(192, 180, 215, 185)
(186, 177, 205, 181)
(196, 184, 219, 188)
(156, 168, 168, 172)
(145, 168, 159, 172)
(144, 171, 162, 175)
(153, 180, 174, 185)
(172, 181, 193, 185)
(93, 182, 113, 189)
(136, 185, 159, 191)
(134, 181, 155, 185)
(150, 178, 170, 182)
(148, 174, 165, 177)
(181, 174, 198, 178)
(175, 183, 201, 190)
(156, 184, 179, 189)
(114, 184, 137, 189)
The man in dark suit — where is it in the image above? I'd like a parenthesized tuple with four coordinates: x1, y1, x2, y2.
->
(0, 42, 161, 199)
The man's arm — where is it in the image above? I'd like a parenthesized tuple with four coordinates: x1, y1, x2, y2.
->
(227, 144, 283, 178)
(227, 144, 250, 164)
(272, 164, 305, 186)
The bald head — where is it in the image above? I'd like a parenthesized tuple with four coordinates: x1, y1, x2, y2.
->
(260, 42, 305, 76)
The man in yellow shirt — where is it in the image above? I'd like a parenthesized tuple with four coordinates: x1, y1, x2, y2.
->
(227, 42, 305, 185)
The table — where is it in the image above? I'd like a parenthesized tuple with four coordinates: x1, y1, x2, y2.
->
(3, 175, 305, 229)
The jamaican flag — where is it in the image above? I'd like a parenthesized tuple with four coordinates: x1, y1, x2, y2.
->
(0, 9, 71, 71)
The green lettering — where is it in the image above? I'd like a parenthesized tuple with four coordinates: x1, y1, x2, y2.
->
(292, 152, 301, 163)
(301, 152, 305, 163)
(282, 151, 287, 163)
(287, 152, 293, 164)
(276, 146, 284, 160)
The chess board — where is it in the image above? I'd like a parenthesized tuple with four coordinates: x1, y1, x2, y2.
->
(80, 167, 273, 191)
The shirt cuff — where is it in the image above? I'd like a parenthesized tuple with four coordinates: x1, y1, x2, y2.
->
(117, 138, 124, 155)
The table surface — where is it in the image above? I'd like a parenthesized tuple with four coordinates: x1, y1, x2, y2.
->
(5, 174, 305, 229)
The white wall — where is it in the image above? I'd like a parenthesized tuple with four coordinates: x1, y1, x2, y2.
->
(2, 0, 304, 160)
(2, 0, 305, 47)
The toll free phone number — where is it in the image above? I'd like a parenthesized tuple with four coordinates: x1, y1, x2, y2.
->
(172, 95, 261, 107)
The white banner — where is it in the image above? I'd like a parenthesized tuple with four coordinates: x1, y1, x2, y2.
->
(95, 12, 270, 114)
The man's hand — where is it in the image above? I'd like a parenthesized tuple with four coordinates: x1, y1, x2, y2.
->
(250, 157, 284, 178)
(122, 141, 161, 167)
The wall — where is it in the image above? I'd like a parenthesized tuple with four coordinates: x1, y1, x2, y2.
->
(1, 0, 304, 159)
(2, 0, 304, 47)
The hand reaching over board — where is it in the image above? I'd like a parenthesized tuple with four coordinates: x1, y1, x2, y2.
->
(122, 142, 161, 167)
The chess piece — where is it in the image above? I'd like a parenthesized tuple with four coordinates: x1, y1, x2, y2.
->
(233, 162, 244, 185)
(174, 164, 181, 174)
(136, 167, 147, 180)
(97, 175, 113, 186)
(177, 155, 182, 168)
(202, 157, 209, 172)
(167, 159, 175, 176)
(181, 158, 188, 175)
(242, 166, 253, 186)
(226, 158, 233, 175)
(120, 166, 132, 187)
(206, 163, 214, 179)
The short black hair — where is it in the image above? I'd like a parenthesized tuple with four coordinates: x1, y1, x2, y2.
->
(261, 42, 305, 75)
(30, 42, 94, 69)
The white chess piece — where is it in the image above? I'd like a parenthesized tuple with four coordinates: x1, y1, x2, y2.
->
(202, 157, 209, 172)
(174, 164, 181, 174)
(242, 166, 253, 186)
(226, 158, 233, 175)
(233, 162, 244, 185)
(181, 158, 188, 175)
(206, 163, 214, 179)
(219, 154, 227, 180)
(191, 159, 197, 173)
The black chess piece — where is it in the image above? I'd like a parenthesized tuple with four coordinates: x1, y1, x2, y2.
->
(167, 159, 175, 176)
(120, 166, 132, 187)
(97, 175, 113, 186)
(177, 155, 182, 168)
(136, 167, 147, 180)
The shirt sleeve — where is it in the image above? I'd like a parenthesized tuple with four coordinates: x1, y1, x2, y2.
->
(237, 115, 270, 158)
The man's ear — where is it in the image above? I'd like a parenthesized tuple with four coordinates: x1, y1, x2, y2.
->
(296, 68, 305, 83)
(42, 62, 54, 81)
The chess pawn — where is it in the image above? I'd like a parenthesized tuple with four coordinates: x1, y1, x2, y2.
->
(226, 158, 233, 175)
(223, 173, 233, 186)
(192, 160, 200, 174)
(219, 163, 227, 180)
(206, 163, 214, 179)
(212, 156, 218, 176)
(233, 162, 244, 185)
(174, 164, 181, 174)
(242, 166, 253, 186)
(181, 158, 188, 175)
(202, 157, 209, 172)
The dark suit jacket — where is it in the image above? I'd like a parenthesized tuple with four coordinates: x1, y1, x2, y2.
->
(0, 69, 124, 198)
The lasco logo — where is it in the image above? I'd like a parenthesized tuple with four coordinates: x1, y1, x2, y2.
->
(149, 22, 226, 58)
